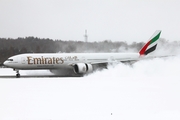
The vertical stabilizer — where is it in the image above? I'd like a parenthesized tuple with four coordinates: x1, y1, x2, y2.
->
(139, 30, 161, 56)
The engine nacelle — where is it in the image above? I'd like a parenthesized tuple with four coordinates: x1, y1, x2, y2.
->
(74, 63, 93, 74)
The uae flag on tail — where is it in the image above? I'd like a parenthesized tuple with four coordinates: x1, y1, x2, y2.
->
(139, 30, 161, 56)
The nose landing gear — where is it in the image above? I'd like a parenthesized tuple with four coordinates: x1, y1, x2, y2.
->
(16, 72, 20, 78)
(14, 69, 20, 78)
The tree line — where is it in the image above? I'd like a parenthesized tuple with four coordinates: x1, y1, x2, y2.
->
(0, 37, 144, 65)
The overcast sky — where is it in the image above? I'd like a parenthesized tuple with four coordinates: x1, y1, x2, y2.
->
(0, 0, 180, 43)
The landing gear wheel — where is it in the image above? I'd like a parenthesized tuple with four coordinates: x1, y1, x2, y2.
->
(16, 73, 20, 78)
(15, 70, 20, 78)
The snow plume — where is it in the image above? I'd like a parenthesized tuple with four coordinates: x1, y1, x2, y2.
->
(116, 38, 180, 55)
(84, 56, 180, 120)
(87, 55, 180, 79)
(86, 38, 180, 78)
(150, 38, 180, 56)
(83, 40, 180, 119)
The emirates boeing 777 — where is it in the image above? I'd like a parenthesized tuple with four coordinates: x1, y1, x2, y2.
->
(3, 30, 161, 77)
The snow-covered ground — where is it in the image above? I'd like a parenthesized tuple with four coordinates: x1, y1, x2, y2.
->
(0, 56, 180, 120)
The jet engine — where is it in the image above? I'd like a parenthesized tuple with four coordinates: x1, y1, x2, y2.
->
(73, 63, 93, 74)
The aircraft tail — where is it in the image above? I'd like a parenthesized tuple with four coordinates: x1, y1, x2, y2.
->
(139, 30, 161, 56)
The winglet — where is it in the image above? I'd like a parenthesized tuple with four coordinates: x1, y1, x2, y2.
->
(139, 30, 161, 56)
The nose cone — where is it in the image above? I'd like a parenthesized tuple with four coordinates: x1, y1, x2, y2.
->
(3, 61, 8, 67)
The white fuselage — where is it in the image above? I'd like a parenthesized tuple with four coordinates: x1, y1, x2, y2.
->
(3, 53, 140, 70)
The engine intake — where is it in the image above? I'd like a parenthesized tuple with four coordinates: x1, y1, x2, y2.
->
(74, 63, 93, 74)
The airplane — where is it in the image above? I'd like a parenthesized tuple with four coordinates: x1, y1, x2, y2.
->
(3, 30, 161, 78)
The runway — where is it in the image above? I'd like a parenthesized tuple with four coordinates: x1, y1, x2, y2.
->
(0, 67, 85, 78)
(0, 68, 82, 78)
(0, 73, 82, 78)
(0, 75, 72, 78)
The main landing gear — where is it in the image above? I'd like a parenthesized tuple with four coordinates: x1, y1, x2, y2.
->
(14, 69, 20, 78)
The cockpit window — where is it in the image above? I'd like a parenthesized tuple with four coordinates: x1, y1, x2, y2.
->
(7, 59, 13, 61)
